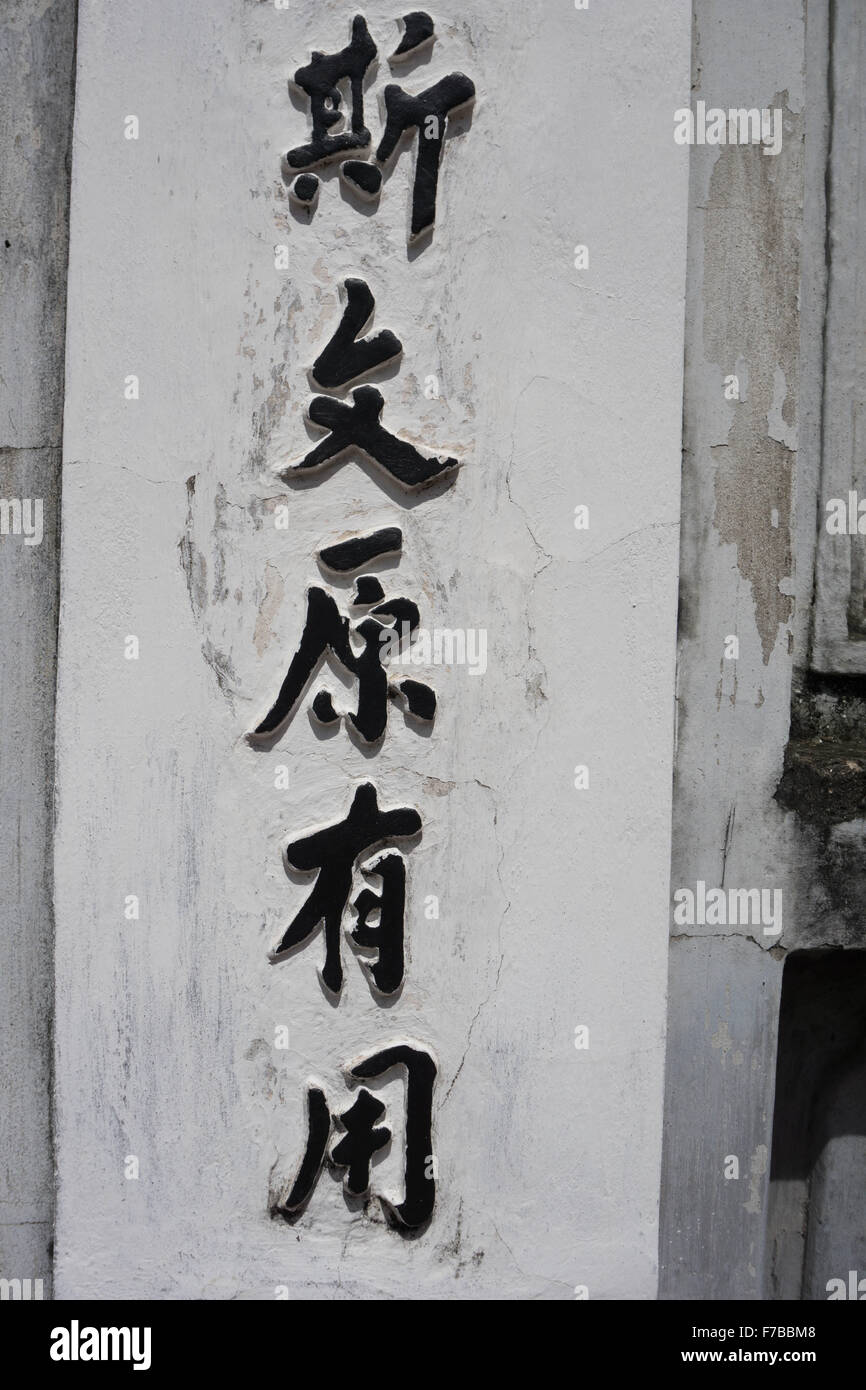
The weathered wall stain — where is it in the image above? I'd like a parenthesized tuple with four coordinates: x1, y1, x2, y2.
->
(705, 94, 802, 665)
(253, 560, 284, 656)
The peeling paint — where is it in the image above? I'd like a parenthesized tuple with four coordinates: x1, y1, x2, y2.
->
(253, 561, 284, 657)
(705, 95, 802, 664)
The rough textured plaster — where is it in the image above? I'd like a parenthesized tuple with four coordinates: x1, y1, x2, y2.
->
(54, 0, 690, 1298)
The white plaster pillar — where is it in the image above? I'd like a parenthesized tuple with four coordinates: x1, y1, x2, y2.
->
(55, 0, 690, 1298)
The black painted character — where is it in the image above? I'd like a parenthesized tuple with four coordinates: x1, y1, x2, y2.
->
(286, 15, 378, 171)
(276, 1042, 438, 1230)
(247, 528, 435, 747)
(283, 385, 458, 493)
(270, 781, 421, 996)
(284, 14, 475, 245)
(310, 278, 402, 392)
(283, 277, 459, 493)
(376, 72, 476, 243)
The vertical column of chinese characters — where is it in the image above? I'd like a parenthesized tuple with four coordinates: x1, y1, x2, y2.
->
(254, 12, 474, 1234)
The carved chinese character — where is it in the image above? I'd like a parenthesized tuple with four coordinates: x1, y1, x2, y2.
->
(286, 15, 377, 171)
(311, 278, 402, 391)
(283, 385, 458, 492)
(376, 72, 476, 243)
(276, 1042, 437, 1230)
(280, 279, 459, 493)
(270, 781, 421, 997)
(247, 528, 435, 746)
(283, 14, 475, 244)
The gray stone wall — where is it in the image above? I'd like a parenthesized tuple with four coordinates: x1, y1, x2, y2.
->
(661, 0, 866, 1301)
(0, 0, 77, 1298)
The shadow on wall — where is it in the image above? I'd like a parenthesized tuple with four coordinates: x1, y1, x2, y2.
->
(766, 950, 866, 1299)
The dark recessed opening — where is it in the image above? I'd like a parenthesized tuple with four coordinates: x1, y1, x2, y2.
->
(766, 950, 866, 1299)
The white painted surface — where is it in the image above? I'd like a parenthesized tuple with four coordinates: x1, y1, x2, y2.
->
(55, 0, 690, 1298)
